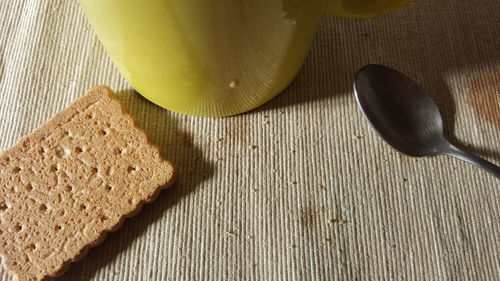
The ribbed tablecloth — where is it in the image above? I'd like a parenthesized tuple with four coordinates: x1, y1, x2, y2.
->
(1, 1, 499, 280)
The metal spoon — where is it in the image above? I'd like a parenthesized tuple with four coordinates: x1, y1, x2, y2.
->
(354, 64, 500, 179)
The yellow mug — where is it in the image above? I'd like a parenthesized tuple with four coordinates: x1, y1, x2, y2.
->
(79, 0, 409, 117)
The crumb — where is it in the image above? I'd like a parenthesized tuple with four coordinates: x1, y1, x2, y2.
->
(263, 120, 270, 125)
(319, 185, 326, 190)
(290, 150, 296, 153)
(248, 145, 257, 150)
(327, 218, 348, 225)
(252, 188, 257, 192)
(324, 238, 331, 242)
(402, 178, 408, 182)
(214, 137, 223, 143)
(264, 115, 269, 118)
(355, 135, 363, 139)
(216, 157, 224, 162)
(290, 181, 297, 185)
(226, 231, 237, 236)
(289, 244, 297, 248)
(229, 80, 240, 88)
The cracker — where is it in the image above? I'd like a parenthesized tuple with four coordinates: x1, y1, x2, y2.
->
(0, 86, 176, 281)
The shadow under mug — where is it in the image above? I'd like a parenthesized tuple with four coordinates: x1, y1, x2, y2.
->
(79, 0, 410, 117)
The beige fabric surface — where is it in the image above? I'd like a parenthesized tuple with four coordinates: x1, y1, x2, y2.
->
(0, 1, 499, 280)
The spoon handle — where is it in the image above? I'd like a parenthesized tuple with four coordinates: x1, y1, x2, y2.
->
(443, 145, 500, 179)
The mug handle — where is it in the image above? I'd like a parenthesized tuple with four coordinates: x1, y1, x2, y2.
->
(326, 0, 411, 18)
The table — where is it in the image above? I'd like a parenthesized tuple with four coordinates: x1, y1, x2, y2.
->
(1, 1, 499, 280)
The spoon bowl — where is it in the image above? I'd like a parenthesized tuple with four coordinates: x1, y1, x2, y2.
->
(354, 64, 500, 179)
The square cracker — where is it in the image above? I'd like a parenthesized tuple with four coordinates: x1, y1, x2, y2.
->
(0, 86, 175, 281)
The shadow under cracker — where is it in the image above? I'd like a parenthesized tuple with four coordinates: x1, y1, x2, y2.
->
(53, 89, 214, 281)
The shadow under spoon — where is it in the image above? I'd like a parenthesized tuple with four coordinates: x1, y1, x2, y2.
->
(354, 64, 500, 179)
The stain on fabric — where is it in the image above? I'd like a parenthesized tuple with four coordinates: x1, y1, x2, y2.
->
(299, 206, 330, 231)
(299, 207, 317, 230)
(226, 115, 249, 143)
(466, 72, 500, 129)
(178, 131, 193, 147)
